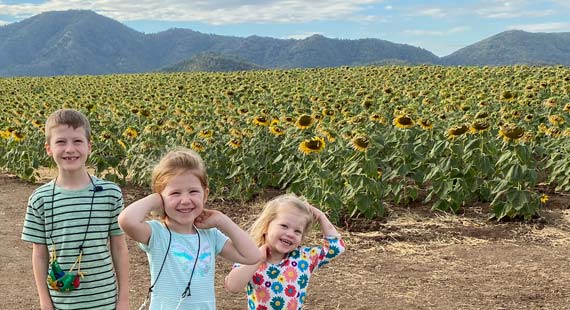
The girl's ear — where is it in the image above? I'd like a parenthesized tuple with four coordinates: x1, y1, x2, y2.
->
(203, 187, 209, 203)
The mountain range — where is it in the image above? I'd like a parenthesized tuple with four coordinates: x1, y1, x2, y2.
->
(1, 10, 569, 77)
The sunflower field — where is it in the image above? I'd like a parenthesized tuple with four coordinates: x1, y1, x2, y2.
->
(1, 66, 569, 221)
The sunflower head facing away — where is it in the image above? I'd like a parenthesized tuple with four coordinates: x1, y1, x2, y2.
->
(350, 135, 370, 152)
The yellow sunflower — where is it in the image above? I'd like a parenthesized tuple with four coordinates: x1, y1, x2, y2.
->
(295, 114, 314, 130)
(11, 131, 24, 142)
(198, 129, 213, 139)
(419, 118, 433, 130)
(227, 138, 242, 149)
(122, 127, 138, 139)
(298, 136, 326, 155)
(191, 141, 205, 152)
(269, 125, 285, 137)
(253, 116, 270, 127)
(350, 135, 370, 152)
(498, 124, 525, 142)
(548, 115, 565, 126)
(393, 115, 415, 129)
(469, 121, 490, 134)
(447, 124, 469, 138)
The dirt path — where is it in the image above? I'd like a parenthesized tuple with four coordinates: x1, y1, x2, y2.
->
(1, 174, 569, 309)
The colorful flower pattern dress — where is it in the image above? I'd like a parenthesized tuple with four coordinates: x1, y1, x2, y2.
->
(238, 237, 346, 310)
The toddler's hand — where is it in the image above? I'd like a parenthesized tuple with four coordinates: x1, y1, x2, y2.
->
(309, 204, 325, 221)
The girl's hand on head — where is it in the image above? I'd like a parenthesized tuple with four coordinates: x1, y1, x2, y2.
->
(195, 209, 223, 229)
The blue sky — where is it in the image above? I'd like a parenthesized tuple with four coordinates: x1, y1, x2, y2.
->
(1, 0, 569, 56)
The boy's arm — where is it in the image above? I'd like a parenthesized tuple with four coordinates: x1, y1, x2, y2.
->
(110, 235, 129, 310)
(224, 245, 267, 293)
(196, 210, 261, 265)
(32, 243, 53, 310)
(310, 205, 341, 238)
(118, 193, 162, 244)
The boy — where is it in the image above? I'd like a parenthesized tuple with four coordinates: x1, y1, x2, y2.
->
(21, 109, 129, 310)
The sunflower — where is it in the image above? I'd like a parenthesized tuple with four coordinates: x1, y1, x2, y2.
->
(370, 113, 387, 124)
(11, 131, 24, 142)
(393, 115, 415, 129)
(100, 131, 112, 140)
(230, 128, 242, 137)
(543, 97, 557, 108)
(269, 125, 285, 137)
(548, 115, 565, 126)
(0, 130, 11, 139)
(295, 114, 314, 130)
(564, 104, 570, 112)
(198, 129, 213, 138)
(322, 108, 335, 117)
(498, 124, 525, 141)
(524, 114, 534, 122)
(191, 141, 205, 152)
(31, 119, 42, 128)
(475, 111, 489, 119)
(298, 136, 326, 155)
(540, 194, 549, 204)
(122, 127, 138, 139)
(282, 116, 295, 124)
(470, 121, 490, 133)
(447, 124, 469, 138)
(419, 118, 433, 130)
(253, 115, 270, 127)
(227, 138, 242, 149)
(182, 124, 195, 134)
(143, 124, 160, 135)
(350, 135, 370, 152)
(238, 107, 249, 115)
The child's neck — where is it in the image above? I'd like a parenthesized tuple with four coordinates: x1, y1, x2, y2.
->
(56, 170, 91, 190)
(165, 219, 197, 234)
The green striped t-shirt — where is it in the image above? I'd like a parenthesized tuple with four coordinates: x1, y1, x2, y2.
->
(21, 176, 124, 310)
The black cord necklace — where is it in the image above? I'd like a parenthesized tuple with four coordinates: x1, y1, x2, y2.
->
(140, 223, 201, 310)
(47, 174, 100, 291)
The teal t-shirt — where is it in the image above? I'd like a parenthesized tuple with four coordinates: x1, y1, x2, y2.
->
(140, 220, 229, 310)
(21, 177, 124, 310)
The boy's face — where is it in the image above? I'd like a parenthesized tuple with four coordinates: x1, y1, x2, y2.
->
(45, 125, 91, 174)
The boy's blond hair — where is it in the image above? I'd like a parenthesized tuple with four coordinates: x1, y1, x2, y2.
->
(45, 109, 91, 143)
(151, 148, 209, 195)
(249, 194, 314, 247)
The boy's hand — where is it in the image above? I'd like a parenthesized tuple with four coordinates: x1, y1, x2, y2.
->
(195, 209, 226, 229)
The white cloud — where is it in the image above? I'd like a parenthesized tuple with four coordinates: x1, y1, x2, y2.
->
(476, 0, 555, 19)
(416, 8, 446, 18)
(0, 20, 10, 26)
(404, 26, 469, 37)
(0, 0, 387, 24)
(508, 22, 570, 32)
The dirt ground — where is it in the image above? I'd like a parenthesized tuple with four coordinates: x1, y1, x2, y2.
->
(2, 173, 570, 310)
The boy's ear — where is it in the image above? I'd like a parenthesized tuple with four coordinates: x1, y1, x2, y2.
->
(45, 141, 53, 156)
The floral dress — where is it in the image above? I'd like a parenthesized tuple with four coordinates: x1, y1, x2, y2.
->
(241, 237, 345, 310)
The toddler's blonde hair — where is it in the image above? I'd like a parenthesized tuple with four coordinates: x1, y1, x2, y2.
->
(250, 193, 313, 247)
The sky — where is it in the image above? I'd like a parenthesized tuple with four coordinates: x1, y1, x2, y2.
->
(1, 0, 570, 57)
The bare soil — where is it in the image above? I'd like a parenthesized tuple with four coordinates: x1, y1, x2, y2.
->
(2, 173, 570, 310)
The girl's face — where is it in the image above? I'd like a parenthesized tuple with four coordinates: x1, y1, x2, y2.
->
(265, 204, 308, 261)
(161, 170, 208, 233)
